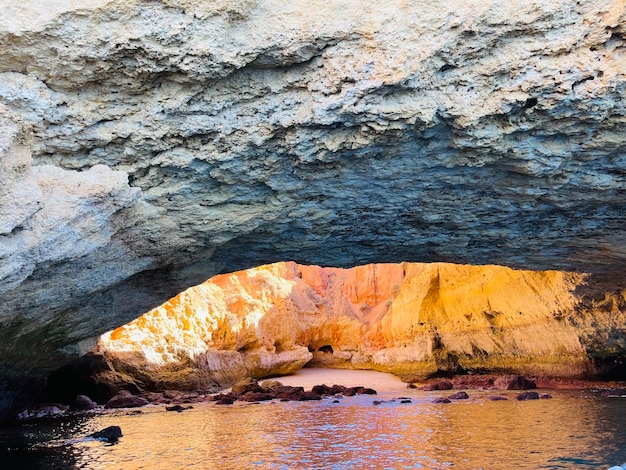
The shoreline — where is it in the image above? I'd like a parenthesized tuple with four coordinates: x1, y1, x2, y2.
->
(11, 368, 626, 424)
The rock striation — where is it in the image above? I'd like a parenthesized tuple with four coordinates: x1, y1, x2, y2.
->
(1, 0, 626, 419)
(76, 262, 625, 395)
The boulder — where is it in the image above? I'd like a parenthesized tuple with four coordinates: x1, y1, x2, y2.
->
(231, 378, 264, 395)
(494, 375, 537, 390)
(89, 426, 123, 443)
(448, 391, 469, 400)
(423, 381, 454, 391)
(165, 405, 193, 412)
(71, 395, 97, 411)
(104, 391, 149, 409)
(516, 392, 540, 401)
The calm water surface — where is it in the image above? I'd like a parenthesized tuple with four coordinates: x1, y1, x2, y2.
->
(1, 389, 625, 469)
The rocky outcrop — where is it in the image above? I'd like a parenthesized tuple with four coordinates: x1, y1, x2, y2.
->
(76, 262, 625, 393)
(1, 0, 626, 419)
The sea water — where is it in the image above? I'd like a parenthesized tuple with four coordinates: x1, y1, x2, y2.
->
(1, 387, 625, 469)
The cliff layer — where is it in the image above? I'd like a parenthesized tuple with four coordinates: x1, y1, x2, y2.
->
(79, 262, 625, 394)
(1, 0, 626, 418)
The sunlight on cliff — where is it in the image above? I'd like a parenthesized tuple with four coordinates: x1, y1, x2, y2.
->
(97, 261, 594, 383)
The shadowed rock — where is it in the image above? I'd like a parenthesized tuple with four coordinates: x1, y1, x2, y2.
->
(231, 378, 264, 395)
(104, 390, 149, 409)
(494, 375, 537, 390)
(165, 405, 193, 412)
(89, 426, 122, 442)
(71, 395, 97, 411)
(516, 391, 540, 401)
(488, 396, 508, 401)
(423, 381, 453, 391)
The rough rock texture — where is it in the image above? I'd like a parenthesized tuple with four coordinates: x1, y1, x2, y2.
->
(81, 262, 625, 393)
(1, 0, 626, 418)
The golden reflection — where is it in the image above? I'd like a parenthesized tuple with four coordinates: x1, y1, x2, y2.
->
(69, 391, 625, 469)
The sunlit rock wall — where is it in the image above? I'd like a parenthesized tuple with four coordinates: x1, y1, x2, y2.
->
(1, 0, 626, 418)
(89, 262, 626, 391)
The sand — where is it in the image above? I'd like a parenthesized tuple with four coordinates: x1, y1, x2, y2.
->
(269, 368, 408, 392)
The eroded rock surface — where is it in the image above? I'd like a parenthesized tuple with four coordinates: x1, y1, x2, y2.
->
(80, 262, 625, 393)
(1, 0, 626, 419)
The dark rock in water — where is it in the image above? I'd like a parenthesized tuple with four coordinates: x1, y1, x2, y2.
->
(211, 392, 239, 401)
(89, 426, 123, 442)
(297, 391, 322, 401)
(311, 384, 332, 395)
(540, 394, 552, 399)
(407, 383, 418, 389)
(400, 399, 412, 404)
(165, 405, 193, 412)
(231, 378, 264, 395)
(516, 391, 540, 401)
(343, 386, 376, 396)
(488, 395, 508, 401)
(71, 394, 97, 411)
(309, 384, 350, 396)
(105, 390, 149, 409)
(494, 375, 537, 390)
(215, 397, 235, 405)
(423, 381, 453, 391)
(432, 397, 451, 404)
(240, 392, 274, 402)
(448, 391, 469, 400)
(274, 386, 305, 400)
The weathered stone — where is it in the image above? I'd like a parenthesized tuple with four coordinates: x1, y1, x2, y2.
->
(448, 391, 469, 400)
(0, 0, 626, 421)
(80, 261, 625, 396)
(240, 392, 274, 402)
(488, 396, 509, 401)
(71, 395, 98, 411)
(231, 378, 263, 395)
(494, 375, 537, 391)
(88, 426, 123, 443)
(104, 390, 149, 409)
(214, 397, 235, 406)
(423, 381, 454, 391)
(165, 404, 193, 412)
(516, 391, 541, 401)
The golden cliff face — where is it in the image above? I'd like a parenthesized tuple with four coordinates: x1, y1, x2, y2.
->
(95, 261, 625, 389)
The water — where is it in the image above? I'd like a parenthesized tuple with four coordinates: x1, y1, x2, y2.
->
(1, 388, 625, 469)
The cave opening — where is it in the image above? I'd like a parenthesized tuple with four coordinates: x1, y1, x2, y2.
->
(33, 260, 626, 410)
(317, 345, 334, 354)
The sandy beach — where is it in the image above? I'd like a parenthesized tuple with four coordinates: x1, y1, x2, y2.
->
(269, 367, 408, 393)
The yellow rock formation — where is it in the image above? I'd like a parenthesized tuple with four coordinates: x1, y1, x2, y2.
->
(93, 261, 619, 390)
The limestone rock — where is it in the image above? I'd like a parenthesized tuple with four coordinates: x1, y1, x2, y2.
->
(84, 262, 625, 390)
(1, 0, 626, 419)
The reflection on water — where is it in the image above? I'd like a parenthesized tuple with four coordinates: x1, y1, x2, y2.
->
(2, 389, 625, 469)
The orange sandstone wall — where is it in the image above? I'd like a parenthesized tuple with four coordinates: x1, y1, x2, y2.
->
(94, 261, 619, 389)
